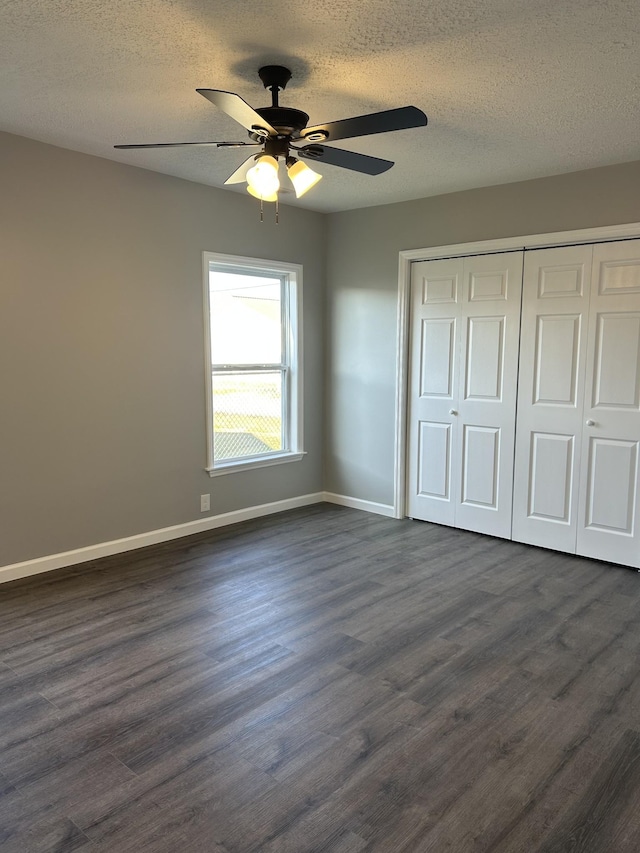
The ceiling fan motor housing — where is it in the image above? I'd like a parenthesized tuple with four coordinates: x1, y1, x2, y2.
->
(251, 107, 310, 140)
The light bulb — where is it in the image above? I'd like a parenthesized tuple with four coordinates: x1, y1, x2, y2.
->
(287, 159, 322, 197)
(246, 155, 280, 199)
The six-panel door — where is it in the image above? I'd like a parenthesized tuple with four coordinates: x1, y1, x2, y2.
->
(407, 257, 462, 527)
(576, 240, 640, 568)
(512, 244, 593, 553)
(407, 252, 523, 538)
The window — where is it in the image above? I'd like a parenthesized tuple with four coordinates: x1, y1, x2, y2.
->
(203, 253, 303, 475)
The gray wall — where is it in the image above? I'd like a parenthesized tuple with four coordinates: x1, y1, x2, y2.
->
(0, 131, 326, 566)
(325, 160, 640, 506)
(4, 129, 640, 568)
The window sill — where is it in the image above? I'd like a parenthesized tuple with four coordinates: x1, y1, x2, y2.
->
(206, 451, 306, 477)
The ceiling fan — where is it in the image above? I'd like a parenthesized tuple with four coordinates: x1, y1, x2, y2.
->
(115, 65, 428, 205)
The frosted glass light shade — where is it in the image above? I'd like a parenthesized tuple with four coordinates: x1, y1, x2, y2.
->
(246, 155, 280, 199)
(287, 159, 322, 197)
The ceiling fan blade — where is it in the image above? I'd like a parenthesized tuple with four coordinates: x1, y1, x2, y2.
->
(114, 141, 261, 150)
(301, 106, 427, 143)
(296, 144, 394, 175)
(224, 154, 260, 185)
(197, 89, 277, 137)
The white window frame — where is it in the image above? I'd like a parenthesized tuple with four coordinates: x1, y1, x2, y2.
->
(203, 252, 304, 476)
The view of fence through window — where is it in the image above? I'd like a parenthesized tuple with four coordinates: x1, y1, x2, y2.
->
(209, 270, 285, 462)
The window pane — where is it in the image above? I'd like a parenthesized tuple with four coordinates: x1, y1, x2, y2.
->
(210, 271, 282, 365)
(212, 371, 283, 461)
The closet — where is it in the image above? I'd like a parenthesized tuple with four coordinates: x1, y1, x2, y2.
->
(407, 238, 640, 569)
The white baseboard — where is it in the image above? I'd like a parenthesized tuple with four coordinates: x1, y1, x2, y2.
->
(0, 492, 325, 585)
(322, 492, 396, 518)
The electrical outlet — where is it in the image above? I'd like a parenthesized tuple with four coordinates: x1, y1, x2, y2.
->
(200, 494, 210, 512)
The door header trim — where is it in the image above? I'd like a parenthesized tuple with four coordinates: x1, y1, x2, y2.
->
(397, 222, 640, 265)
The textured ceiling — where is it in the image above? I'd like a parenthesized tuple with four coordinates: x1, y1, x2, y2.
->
(1, 0, 639, 212)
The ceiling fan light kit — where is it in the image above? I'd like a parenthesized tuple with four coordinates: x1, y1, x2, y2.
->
(115, 65, 428, 219)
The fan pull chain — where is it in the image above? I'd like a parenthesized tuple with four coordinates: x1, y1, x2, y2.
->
(256, 198, 279, 224)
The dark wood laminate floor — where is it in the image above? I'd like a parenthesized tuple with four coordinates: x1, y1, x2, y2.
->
(1, 504, 640, 853)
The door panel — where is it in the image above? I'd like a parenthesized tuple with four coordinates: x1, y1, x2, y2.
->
(512, 245, 592, 553)
(420, 318, 456, 397)
(454, 253, 523, 538)
(461, 425, 500, 508)
(537, 264, 585, 298)
(469, 270, 508, 301)
(465, 317, 504, 400)
(407, 258, 462, 526)
(577, 239, 640, 567)
(598, 259, 640, 294)
(591, 313, 640, 409)
(584, 438, 638, 533)
(417, 421, 452, 501)
(528, 432, 574, 524)
(533, 314, 581, 405)
(408, 252, 522, 537)
(422, 272, 459, 303)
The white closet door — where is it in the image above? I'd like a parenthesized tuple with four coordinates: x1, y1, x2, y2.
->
(512, 245, 593, 553)
(577, 239, 640, 568)
(454, 252, 523, 538)
(407, 252, 522, 538)
(407, 257, 463, 525)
